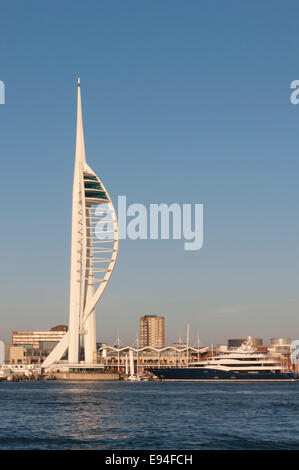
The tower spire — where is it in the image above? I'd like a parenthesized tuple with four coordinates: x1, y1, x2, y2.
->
(75, 77, 86, 165)
(42, 80, 119, 369)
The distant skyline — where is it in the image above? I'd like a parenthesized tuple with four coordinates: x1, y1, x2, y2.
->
(0, 1, 299, 346)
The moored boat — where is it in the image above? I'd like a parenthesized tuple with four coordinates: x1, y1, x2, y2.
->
(148, 337, 297, 382)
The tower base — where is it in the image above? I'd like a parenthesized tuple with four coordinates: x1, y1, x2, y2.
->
(45, 363, 120, 381)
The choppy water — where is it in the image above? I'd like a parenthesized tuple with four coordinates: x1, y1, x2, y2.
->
(0, 381, 299, 449)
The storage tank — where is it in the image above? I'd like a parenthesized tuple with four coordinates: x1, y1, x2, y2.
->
(270, 338, 291, 346)
(251, 338, 263, 346)
(270, 338, 291, 355)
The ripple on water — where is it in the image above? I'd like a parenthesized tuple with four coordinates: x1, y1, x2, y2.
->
(1, 381, 299, 449)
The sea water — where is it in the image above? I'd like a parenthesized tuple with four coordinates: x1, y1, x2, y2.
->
(0, 381, 298, 450)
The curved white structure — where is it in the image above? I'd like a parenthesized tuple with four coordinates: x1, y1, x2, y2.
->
(43, 79, 118, 368)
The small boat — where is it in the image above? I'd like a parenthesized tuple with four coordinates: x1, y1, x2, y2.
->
(127, 375, 140, 381)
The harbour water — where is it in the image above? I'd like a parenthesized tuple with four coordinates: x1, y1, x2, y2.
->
(0, 381, 299, 450)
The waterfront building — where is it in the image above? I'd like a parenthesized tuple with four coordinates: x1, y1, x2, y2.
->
(12, 326, 67, 350)
(140, 315, 165, 348)
(11, 326, 67, 363)
(0, 342, 5, 364)
(42, 79, 118, 370)
(4, 344, 10, 363)
(8, 327, 67, 364)
(97, 344, 208, 373)
(8, 346, 25, 364)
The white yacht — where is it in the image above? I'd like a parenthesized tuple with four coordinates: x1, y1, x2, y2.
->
(148, 337, 296, 381)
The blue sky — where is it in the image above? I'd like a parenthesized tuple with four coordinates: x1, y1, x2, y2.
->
(0, 0, 298, 346)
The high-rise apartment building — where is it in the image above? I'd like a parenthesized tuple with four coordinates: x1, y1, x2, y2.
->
(140, 315, 165, 348)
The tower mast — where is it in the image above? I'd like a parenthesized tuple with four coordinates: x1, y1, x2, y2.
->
(68, 78, 85, 363)
(42, 79, 119, 369)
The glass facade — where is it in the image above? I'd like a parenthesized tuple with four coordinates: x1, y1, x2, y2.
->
(85, 190, 108, 200)
(84, 175, 97, 181)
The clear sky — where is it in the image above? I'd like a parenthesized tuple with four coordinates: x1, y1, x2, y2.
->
(0, 0, 298, 347)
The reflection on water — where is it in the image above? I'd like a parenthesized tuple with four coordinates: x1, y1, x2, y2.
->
(0, 381, 299, 449)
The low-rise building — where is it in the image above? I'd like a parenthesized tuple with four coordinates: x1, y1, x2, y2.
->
(12, 325, 67, 349)
(10, 325, 68, 364)
(97, 344, 209, 373)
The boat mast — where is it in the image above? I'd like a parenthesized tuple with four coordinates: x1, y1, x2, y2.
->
(186, 323, 190, 367)
(136, 334, 139, 375)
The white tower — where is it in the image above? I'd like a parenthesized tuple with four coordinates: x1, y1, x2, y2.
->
(43, 79, 118, 368)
